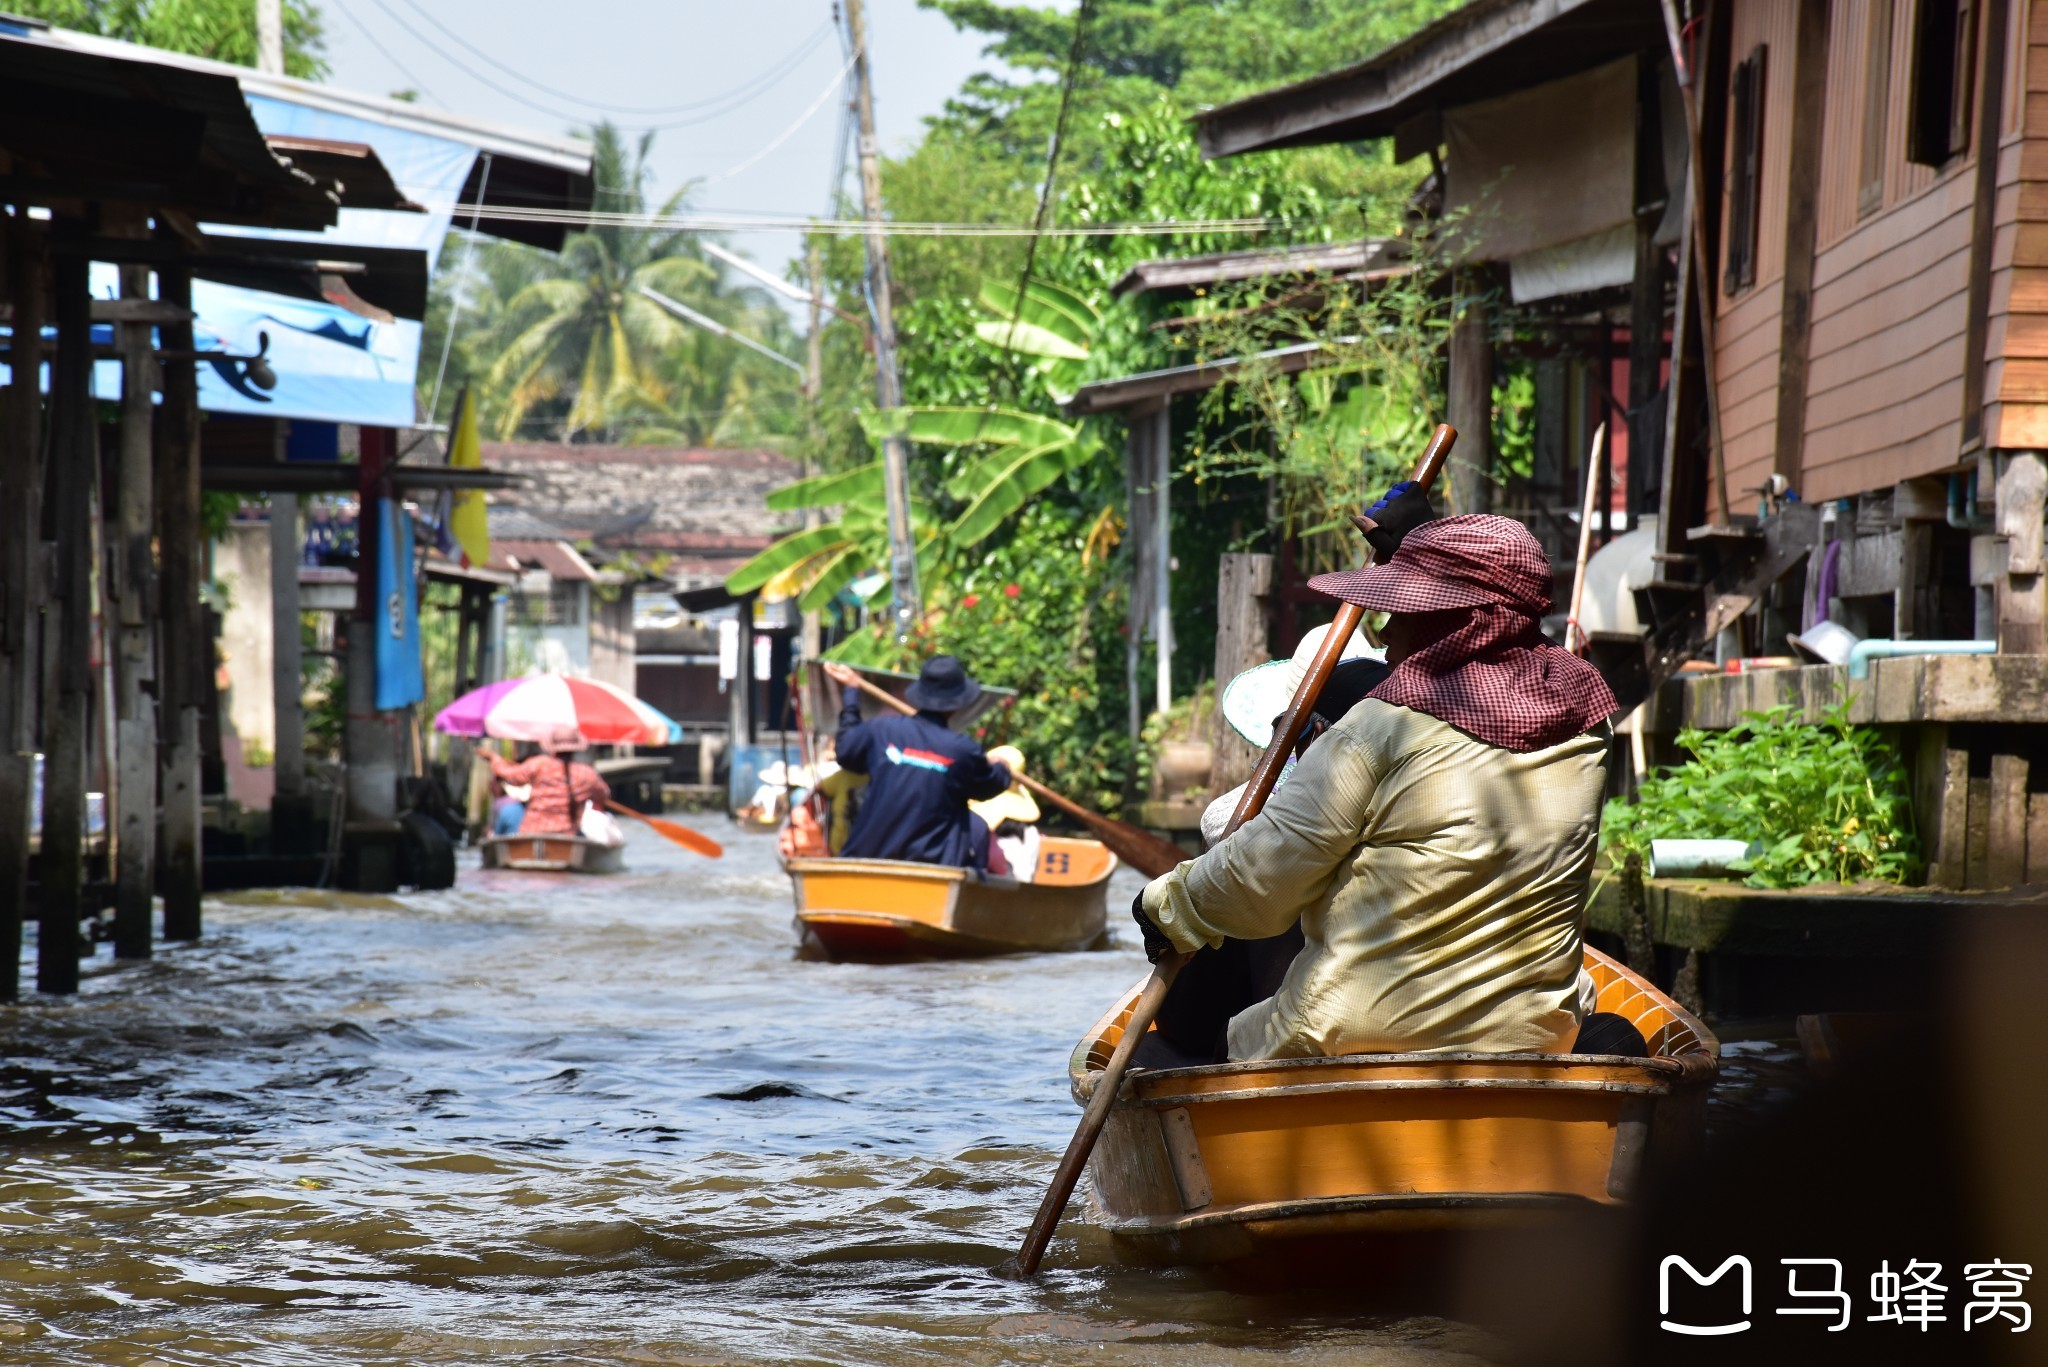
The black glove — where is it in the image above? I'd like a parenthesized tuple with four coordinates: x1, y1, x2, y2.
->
(1362, 480, 1439, 559)
(1130, 891, 1172, 964)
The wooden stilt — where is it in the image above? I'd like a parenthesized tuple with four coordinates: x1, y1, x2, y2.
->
(156, 263, 204, 941)
(38, 242, 94, 994)
(0, 212, 48, 1002)
(113, 263, 157, 960)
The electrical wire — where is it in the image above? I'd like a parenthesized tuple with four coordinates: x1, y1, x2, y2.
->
(412, 202, 1293, 237)
(333, 0, 440, 103)
(990, 0, 1093, 409)
(382, 0, 832, 117)
(356, 0, 832, 131)
(696, 47, 858, 185)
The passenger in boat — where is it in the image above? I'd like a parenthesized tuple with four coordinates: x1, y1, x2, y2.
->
(1131, 498, 1628, 1067)
(821, 656, 1013, 869)
(971, 745, 1042, 880)
(1155, 628, 1389, 1062)
(485, 726, 612, 838)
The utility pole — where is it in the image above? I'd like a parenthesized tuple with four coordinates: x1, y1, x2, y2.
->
(801, 240, 826, 665)
(255, 0, 284, 74)
(844, 0, 920, 641)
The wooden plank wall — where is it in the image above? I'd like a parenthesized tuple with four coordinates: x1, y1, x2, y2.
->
(1712, 0, 2035, 501)
(1989, 0, 2048, 447)
(1716, 0, 1801, 501)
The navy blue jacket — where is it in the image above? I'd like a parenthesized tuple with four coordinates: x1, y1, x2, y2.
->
(835, 687, 1011, 867)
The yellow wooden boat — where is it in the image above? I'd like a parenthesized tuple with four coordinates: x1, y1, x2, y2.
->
(478, 832, 625, 874)
(1069, 945, 1717, 1264)
(787, 836, 1116, 958)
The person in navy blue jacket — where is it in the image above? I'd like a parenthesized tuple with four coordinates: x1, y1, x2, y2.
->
(821, 656, 1012, 869)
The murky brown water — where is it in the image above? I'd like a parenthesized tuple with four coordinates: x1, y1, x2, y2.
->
(0, 829, 1799, 1365)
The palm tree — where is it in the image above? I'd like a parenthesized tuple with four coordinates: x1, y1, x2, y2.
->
(458, 124, 799, 443)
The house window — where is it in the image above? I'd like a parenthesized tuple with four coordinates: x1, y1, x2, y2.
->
(1859, 0, 1894, 216)
(512, 583, 585, 627)
(1724, 45, 1768, 295)
(1907, 0, 1975, 166)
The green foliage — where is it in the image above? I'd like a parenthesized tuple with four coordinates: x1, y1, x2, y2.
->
(11, 0, 328, 76)
(422, 123, 801, 445)
(1181, 242, 1454, 575)
(1601, 703, 1920, 889)
(831, 497, 1135, 816)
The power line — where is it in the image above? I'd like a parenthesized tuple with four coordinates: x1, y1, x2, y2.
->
(355, 0, 832, 131)
(333, 0, 439, 102)
(382, 0, 832, 117)
(991, 0, 1093, 409)
(696, 47, 858, 185)
(416, 202, 1301, 238)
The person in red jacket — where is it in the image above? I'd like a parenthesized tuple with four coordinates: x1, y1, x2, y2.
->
(486, 726, 612, 837)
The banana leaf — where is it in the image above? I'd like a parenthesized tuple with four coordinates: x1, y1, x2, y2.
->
(795, 544, 869, 613)
(947, 440, 1086, 548)
(974, 318, 1089, 361)
(764, 461, 883, 512)
(978, 278, 1098, 355)
(725, 524, 851, 595)
(870, 404, 1075, 451)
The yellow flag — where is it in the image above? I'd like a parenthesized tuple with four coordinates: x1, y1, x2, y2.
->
(448, 388, 490, 569)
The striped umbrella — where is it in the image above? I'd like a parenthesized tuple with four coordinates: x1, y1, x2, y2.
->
(432, 675, 682, 745)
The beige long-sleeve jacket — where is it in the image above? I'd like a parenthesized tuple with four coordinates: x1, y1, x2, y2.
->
(1140, 698, 1610, 1061)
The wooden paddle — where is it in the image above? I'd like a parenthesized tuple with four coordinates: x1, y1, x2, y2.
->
(819, 664, 1189, 879)
(996, 421, 1460, 1281)
(601, 797, 724, 858)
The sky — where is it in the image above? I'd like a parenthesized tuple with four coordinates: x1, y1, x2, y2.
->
(320, 0, 1043, 303)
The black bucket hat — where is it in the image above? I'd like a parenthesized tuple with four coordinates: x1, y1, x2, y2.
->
(904, 654, 982, 712)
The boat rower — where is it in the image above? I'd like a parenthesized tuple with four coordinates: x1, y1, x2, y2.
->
(821, 656, 1013, 869)
(486, 725, 612, 839)
(1131, 495, 1634, 1068)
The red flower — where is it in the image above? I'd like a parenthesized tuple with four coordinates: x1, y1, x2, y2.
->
(962, 594, 980, 608)
(1003, 583, 1021, 599)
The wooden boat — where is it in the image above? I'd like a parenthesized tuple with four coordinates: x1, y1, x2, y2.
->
(787, 836, 1116, 958)
(1070, 945, 1717, 1264)
(478, 832, 626, 874)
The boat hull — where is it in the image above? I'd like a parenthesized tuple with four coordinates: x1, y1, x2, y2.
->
(478, 833, 626, 874)
(787, 837, 1116, 959)
(1070, 946, 1717, 1264)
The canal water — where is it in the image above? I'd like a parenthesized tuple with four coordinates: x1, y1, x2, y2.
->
(0, 827, 1799, 1365)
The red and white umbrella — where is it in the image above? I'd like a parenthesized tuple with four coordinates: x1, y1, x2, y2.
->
(432, 675, 681, 746)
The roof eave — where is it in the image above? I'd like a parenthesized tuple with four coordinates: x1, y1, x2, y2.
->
(1192, 0, 1600, 158)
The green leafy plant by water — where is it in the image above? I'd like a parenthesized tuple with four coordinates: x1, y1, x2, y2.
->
(1601, 702, 1919, 889)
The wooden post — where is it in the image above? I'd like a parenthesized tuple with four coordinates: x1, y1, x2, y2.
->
(1996, 452, 2047, 655)
(1988, 754, 2028, 889)
(113, 263, 158, 960)
(272, 490, 303, 796)
(0, 212, 48, 1001)
(38, 243, 95, 993)
(1916, 726, 1969, 888)
(1771, 0, 1831, 488)
(1152, 405, 1173, 718)
(156, 263, 204, 940)
(1628, 48, 1671, 518)
(1447, 276, 1492, 517)
(344, 427, 400, 891)
(1207, 553, 1273, 794)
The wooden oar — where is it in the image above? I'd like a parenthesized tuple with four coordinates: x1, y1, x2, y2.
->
(996, 421, 1459, 1281)
(822, 666, 1188, 879)
(601, 797, 723, 858)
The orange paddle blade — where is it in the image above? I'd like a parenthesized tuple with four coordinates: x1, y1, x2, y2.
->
(603, 799, 723, 858)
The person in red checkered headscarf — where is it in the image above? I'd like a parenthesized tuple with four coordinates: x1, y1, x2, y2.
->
(1129, 492, 1637, 1070)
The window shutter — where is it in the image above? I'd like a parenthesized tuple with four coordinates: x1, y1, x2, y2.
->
(1724, 45, 1767, 295)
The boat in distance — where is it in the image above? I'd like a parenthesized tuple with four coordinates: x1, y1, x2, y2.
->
(1070, 944, 1718, 1264)
(786, 836, 1117, 958)
(478, 832, 626, 874)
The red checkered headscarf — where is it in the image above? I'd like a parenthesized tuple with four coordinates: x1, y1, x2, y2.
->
(1307, 515, 1616, 751)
